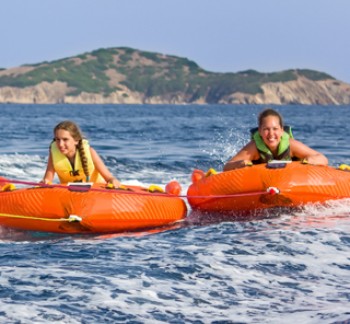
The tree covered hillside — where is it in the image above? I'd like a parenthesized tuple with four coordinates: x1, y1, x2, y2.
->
(0, 47, 334, 103)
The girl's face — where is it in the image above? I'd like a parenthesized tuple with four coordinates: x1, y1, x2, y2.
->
(258, 116, 283, 153)
(54, 129, 78, 158)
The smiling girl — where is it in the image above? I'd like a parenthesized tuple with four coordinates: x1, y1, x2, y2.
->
(41, 120, 121, 188)
(223, 108, 328, 171)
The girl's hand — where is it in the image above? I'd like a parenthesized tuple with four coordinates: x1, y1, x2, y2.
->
(40, 179, 52, 184)
(107, 177, 121, 189)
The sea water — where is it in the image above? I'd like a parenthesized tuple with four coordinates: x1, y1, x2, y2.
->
(0, 104, 349, 323)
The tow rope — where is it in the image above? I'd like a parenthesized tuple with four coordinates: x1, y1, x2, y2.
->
(0, 213, 82, 222)
(0, 179, 280, 199)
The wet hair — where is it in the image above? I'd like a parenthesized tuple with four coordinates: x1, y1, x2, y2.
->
(54, 120, 90, 180)
(258, 108, 284, 128)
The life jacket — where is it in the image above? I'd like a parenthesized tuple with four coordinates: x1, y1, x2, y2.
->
(250, 126, 296, 164)
(50, 139, 105, 183)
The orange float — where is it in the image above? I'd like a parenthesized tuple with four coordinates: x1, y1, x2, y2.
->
(187, 161, 350, 214)
(0, 178, 187, 234)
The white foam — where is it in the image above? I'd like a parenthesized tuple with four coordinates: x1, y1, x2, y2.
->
(0, 153, 46, 181)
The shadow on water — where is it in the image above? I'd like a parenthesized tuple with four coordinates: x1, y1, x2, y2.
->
(183, 196, 350, 229)
(184, 207, 299, 227)
(0, 221, 187, 243)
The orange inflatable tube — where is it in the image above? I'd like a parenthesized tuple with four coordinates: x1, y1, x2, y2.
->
(0, 179, 187, 234)
(187, 162, 350, 213)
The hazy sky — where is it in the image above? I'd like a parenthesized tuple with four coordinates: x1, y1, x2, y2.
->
(2, 0, 350, 82)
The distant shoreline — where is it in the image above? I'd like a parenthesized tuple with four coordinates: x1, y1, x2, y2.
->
(0, 47, 349, 105)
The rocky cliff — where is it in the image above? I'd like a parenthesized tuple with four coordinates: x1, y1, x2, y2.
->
(222, 77, 350, 105)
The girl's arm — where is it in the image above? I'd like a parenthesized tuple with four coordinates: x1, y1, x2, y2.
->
(223, 141, 260, 171)
(90, 147, 121, 188)
(290, 139, 328, 165)
(41, 152, 56, 183)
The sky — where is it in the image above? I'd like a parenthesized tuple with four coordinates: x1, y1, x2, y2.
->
(1, 0, 350, 82)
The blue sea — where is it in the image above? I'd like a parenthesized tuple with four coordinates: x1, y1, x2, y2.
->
(0, 104, 350, 323)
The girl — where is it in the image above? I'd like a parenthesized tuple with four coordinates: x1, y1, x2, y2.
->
(41, 120, 121, 188)
(223, 108, 328, 171)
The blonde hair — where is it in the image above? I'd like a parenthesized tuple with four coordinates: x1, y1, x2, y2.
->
(54, 120, 90, 180)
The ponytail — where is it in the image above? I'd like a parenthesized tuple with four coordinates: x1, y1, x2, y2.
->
(77, 140, 90, 181)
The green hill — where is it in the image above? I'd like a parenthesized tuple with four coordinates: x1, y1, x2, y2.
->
(0, 47, 334, 104)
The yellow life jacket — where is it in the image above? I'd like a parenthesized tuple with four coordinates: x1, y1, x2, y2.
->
(50, 139, 105, 184)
